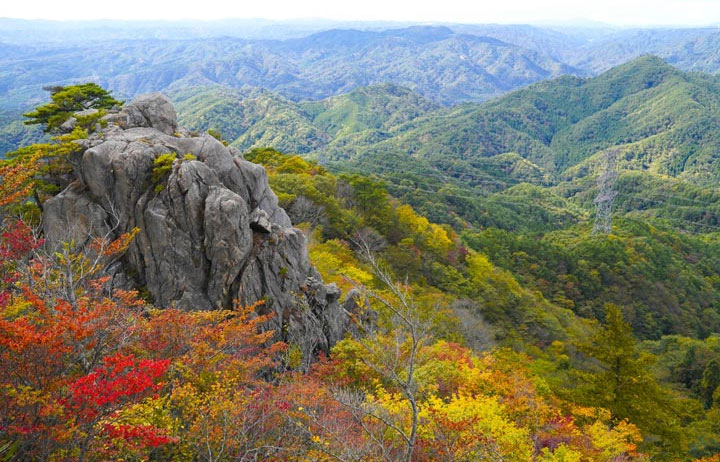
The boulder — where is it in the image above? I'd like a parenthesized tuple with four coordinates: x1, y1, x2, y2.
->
(101, 93, 178, 135)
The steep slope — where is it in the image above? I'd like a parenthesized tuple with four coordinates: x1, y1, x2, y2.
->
(348, 56, 687, 172)
(300, 83, 439, 138)
(465, 220, 720, 339)
(173, 86, 327, 154)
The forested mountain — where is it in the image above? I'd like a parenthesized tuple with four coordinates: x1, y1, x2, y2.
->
(0, 25, 577, 112)
(173, 84, 438, 154)
(3, 19, 720, 460)
(326, 56, 720, 177)
(167, 57, 720, 231)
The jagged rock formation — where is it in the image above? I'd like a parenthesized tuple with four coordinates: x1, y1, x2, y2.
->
(43, 93, 352, 355)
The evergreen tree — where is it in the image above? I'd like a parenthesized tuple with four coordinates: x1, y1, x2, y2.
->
(701, 359, 720, 409)
(678, 346, 703, 390)
(23, 83, 122, 133)
(574, 304, 686, 458)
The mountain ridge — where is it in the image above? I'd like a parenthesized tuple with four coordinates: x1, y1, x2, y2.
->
(166, 56, 720, 236)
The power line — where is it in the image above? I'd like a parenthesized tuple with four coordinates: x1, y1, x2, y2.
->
(310, 155, 720, 234)
(325, 156, 720, 207)
(330, 154, 713, 205)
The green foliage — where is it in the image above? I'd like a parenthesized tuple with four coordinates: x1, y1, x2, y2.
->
(22, 83, 122, 133)
(151, 153, 178, 192)
(301, 83, 438, 137)
(175, 87, 327, 154)
(245, 147, 359, 237)
(0, 441, 17, 462)
(701, 360, 720, 409)
(1, 126, 89, 212)
(464, 219, 720, 339)
(571, 305, 687, 458)
(0, 112, 46, 156)
(206, 128, 228, 146)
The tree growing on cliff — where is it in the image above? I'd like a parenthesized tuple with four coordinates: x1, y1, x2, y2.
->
(1, 84, 122, 214)
(23, 83, 122, 133)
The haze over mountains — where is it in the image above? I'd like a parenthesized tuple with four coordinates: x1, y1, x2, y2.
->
(2, 20, 720, 111)
(0, 24, 579, 111)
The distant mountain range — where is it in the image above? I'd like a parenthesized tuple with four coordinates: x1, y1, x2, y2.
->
(2, 22, 720, 112)
(174, 56, 720, 183)
(0, 25, 580, 111)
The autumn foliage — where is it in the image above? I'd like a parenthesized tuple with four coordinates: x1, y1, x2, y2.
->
(1, 89, 717, 461)
(0, 182, 692, 462)
(0, 213, 655, 462)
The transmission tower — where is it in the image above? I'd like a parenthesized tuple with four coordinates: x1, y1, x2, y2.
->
(592, 148, 619, 235)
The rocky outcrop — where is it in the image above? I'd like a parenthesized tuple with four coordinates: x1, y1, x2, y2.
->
(43, 93, 350, 355)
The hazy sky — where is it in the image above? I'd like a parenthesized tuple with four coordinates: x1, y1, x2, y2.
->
(3, 0, 720, 26)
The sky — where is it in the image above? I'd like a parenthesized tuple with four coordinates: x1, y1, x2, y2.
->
(3, 0, 720, 26)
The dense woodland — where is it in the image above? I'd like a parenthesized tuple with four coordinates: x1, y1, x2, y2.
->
(1, 38, 720, 461)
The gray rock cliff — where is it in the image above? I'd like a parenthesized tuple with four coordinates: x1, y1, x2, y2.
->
(43, 93, 349, 355)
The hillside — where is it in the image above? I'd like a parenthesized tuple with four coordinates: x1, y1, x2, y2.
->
(342, 56, 720, 176)
(169, 57, 720, 234)
(0, 112, 45, 154)
(173, 83, 438, 154)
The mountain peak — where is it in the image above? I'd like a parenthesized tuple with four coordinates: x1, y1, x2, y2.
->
(383, 25, 455, 42)
(593, 54, 681, 92)
(613, 54, 678, 72)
